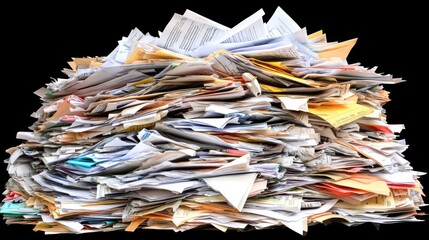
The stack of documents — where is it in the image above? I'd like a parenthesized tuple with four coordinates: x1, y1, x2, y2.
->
(1, 7, 425, 235)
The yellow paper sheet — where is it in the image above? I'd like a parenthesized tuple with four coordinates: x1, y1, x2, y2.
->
(329, 178, 390, 196)
(318, 38, 358, 59)
(34, 222, 71, 233)
(308, 103, 373, 128)
(308, 30, 323, 39)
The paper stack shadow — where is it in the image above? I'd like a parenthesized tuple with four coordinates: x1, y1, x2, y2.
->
(1, 7, 425, 235)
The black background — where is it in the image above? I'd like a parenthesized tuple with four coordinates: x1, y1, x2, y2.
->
(1, 1, 427, 239)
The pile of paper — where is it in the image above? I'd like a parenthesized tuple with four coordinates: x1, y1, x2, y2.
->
(1, 7, 425, 234)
